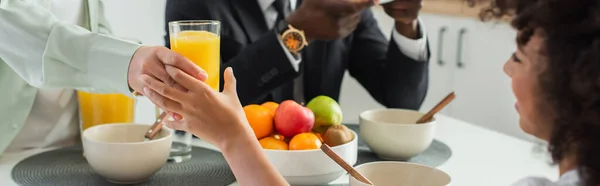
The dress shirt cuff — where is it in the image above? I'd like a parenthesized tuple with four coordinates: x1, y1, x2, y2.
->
(87, 34, 142, 98)
(276, 35, 303, 72)
(392, 18, 429, 62)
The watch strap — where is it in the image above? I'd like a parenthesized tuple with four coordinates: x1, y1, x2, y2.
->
(274, 19, 289, 36)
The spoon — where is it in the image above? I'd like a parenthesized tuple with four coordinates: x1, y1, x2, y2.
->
(416, 92, 455, 124)
(133, 90, 171, 140)
(144, 112, 169, 141)
(320, 144, 373, 185)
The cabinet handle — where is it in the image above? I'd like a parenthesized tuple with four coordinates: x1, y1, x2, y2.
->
(456, 28, 467, 68)
(437, 26, 447, 66)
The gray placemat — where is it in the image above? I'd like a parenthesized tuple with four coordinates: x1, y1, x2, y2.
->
(12, 145, 236, 186)
(345, 124, 452, 168)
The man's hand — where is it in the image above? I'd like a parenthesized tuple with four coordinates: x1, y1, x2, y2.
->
(287, 0, 375, 41)
(128, 46, 208, 119)
(128, 46, 207, 94)
(382, 0, 423, 39)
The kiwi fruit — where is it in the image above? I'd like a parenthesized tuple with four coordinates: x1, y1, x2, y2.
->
(323, 125, 354, 147)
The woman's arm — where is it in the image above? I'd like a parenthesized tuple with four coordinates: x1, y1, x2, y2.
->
(0, 0, 140, 95)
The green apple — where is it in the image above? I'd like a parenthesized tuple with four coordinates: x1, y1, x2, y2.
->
(306, 95, 343, 133)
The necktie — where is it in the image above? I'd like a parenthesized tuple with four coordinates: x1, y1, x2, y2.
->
(272, 0, 305, 103)
(272, 0, 290, 23)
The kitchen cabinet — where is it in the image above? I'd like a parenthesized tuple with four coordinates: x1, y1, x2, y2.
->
(419, 13, 534, 141)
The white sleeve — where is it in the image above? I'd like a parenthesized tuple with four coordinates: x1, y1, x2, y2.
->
(0, 0, 141, 97)
(391, 18, 429, 62)
(276, 35, 303, 71)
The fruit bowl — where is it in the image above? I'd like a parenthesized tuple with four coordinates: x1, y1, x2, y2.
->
(244, 96, 355, 185)
(262, 130, 358, 185)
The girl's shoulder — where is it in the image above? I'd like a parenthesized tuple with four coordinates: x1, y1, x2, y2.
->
(511, 170, 581, 186)
(511, 176, 560, 186)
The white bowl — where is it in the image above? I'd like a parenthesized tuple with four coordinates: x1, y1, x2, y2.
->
(349, 161, 451, 186)
(359, 109, 436, 160)
(379, 0, 394, 4)
(82, 123, 173, 184)
(263, 131, 358, 185)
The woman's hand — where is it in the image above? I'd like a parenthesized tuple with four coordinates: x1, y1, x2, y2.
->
(140, 66, 252, 149)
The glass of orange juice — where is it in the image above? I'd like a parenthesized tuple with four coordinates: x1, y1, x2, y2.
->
(168, 20, 221, 162)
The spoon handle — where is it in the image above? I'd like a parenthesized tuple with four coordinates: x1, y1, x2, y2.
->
(321, 144, 373, 185)
(416, 92, 455, 124)
(144, 112, 169, 140)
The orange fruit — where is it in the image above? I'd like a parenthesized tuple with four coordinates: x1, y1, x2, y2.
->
(289, 133, 322, 150)
(259, 137, 289, 150)
(261, 101, 279, 116)
(271, 134, 287, 142)
(243, 104, 274, 139)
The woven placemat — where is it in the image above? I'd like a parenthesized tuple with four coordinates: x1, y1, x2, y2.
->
(12, 146, 236, 186)
(345, 124, 452, 168)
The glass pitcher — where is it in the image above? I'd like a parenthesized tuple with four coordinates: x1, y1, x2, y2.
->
(77, 91, 135, 132)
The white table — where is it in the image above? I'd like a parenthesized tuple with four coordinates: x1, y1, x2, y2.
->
(0, 115, 558, 186)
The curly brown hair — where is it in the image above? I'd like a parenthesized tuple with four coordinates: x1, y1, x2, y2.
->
(467, 0, 600, 185)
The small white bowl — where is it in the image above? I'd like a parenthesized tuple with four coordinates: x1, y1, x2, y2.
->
(263, 131, 358, 185)
(350, 161, 451, 186)
(359, 109, 436, 160)
(82, 123, 173, 184)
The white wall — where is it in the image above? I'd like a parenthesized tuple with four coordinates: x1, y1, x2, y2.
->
(102, 1, 524, 140)
(102, 0, 167, 46)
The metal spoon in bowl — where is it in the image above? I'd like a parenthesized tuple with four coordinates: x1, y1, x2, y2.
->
(321, 144, 373, 185)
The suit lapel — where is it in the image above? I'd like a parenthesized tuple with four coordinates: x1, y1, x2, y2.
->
(230, 0, 269, 42)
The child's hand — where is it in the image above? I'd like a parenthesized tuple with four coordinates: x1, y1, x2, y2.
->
(141, 66, 253, 148)
(142, 66, 289, 186)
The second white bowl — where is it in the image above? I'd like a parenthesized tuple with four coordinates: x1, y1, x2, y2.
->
(359, 109, 436, 160)
(349, 161, 451, 186)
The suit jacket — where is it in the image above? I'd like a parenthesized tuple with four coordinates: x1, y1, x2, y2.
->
(0, 0, 141, 155)
(164, 0, 429, 109)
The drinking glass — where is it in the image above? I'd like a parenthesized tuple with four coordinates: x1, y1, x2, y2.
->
(167, 20, 221, 162)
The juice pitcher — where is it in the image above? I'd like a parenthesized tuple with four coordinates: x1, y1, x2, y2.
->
(77, 91, 135, 132)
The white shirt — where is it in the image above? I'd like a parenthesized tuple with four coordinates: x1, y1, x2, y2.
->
(511, 169, 581, 186)
(5, 0, 84, 152)
(256, 0, 429, 102)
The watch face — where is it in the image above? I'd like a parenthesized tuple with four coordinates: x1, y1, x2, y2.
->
(282, 31, 304, 52)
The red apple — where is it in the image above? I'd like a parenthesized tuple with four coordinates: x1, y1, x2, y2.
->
(274, 100, 315, 138)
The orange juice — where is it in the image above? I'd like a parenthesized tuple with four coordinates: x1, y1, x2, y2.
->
(77, 91, 135, 130)
(170, 30, 221, 91)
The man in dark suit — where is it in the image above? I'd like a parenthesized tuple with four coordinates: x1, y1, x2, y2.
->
(164, 0, 429, 110)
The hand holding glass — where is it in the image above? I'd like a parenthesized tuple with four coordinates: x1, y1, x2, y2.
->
(166, 20, 221, 162)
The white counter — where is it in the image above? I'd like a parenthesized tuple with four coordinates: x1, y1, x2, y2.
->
(0, 115, 558, 186)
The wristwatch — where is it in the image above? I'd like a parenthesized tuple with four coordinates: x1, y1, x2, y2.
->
(275, 20, 308, 55)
